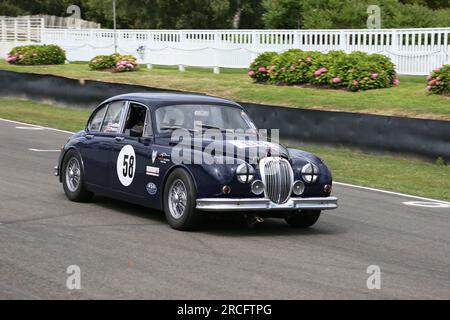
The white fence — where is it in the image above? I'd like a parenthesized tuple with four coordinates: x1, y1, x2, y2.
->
(0, 16, 44, 42)
(0, 17, 44, 58)
(1, 16, 449, 75)
(41, 28, 450, 75)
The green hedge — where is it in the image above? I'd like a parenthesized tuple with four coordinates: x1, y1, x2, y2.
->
(89, 53, 138, 72)
(248, 50, 399, 91)
(427, 65, 450, 95)
(7, 45, 65, 65)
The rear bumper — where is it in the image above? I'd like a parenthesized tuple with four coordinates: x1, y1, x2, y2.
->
(196, 196, 338, 212)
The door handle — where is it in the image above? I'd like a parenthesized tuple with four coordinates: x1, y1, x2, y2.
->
(85, 134, 94, 139)
(115, 136, 125, 142)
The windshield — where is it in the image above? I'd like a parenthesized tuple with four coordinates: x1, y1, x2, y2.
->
(154, 104, 256, 133)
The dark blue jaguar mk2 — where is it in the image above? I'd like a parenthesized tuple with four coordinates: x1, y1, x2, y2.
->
(55, 93, 338, 230)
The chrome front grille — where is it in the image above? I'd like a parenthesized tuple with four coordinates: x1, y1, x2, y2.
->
(259, 157, 294, 204)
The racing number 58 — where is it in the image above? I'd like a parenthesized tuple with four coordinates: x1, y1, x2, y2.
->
(123, 155, 134, 178)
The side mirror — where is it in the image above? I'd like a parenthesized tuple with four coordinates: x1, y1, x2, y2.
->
(130, 127, 143, 138)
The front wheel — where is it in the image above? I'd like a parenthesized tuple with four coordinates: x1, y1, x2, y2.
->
(285, 210, 321, 228)
(62, 150, 93, 202)
(163, 168, 201, 231)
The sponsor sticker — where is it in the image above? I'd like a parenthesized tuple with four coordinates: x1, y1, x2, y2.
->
(146, 166, 159, 177)
(146, 182, 157, 195)
(156, 152, 171, 164)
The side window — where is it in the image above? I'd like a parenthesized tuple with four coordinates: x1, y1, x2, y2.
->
(123, 103, 148, 137)
(88, 105, 107, 132)
(101, 101, 126, 133)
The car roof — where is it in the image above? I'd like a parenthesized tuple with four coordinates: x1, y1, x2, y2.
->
(101, 92, 243, 110)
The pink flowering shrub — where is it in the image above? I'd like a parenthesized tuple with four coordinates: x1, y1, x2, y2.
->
(248, 50, 398, 91)
(89, 53, 138, 72)
(426, 65, 450, 95)
(7, 45, 65, 65)
(248, 52, 278, 83)
(268, 50, 321, 85)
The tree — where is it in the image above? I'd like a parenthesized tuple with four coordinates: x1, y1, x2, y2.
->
(0, 0, 84, 17)
(230, 0, 264, 29)
(82, 0, 265, 29)
(262, 0, 304, 29)
(400, 0, 449, 9)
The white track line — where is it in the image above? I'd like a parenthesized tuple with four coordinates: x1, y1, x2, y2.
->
(334, 182, 450, 205)
(28, 148, 60, 152)
(1, 118, 74, 134)
(1, 117, 449, 205)
(15, 126, 44, 130)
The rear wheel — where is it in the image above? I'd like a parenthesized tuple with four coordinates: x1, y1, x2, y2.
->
(285, 210, 321, 228)
(62, 150, 93, 202)
(163, 168, 201, 231)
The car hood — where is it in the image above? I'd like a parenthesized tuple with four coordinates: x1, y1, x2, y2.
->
(157, 136, 290, 162)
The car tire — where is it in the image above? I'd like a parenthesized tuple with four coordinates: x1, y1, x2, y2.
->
(62, 150, 93, 202)
(163, 168, 201, 231)
(285, 210, 321, 228)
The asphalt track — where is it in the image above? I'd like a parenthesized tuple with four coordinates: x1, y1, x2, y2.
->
(0, 118, 449, 300)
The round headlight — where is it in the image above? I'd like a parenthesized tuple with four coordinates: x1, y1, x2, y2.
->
(292, 180, 305, 195)
(251, 180, 264, 195)
(301, 163, 320, 183)
(236, 163, 254, 183)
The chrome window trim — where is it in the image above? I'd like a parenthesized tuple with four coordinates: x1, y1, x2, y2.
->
(122, 101, 153, 138)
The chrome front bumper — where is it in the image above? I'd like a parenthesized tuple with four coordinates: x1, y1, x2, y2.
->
(196, 196, 338, 212)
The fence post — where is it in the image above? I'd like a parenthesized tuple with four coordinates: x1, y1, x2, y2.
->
(14, 19, 18, 42)
(178, 30, 185, 71)
(39, 18, 45, 44)
(293, 30, 299, 48)
(339, 30, 347, 51)
(27, 18, 31, 42)
(251, 30, 258, 62)
(89, 29, 94, 61)
(444, 30, 448, 53)
(391, 29, 399, 52)
(1, 18, 5, 42)
(213, 30, 220, 74)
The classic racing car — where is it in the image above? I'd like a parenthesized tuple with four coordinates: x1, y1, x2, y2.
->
(55, 93, 337, 230)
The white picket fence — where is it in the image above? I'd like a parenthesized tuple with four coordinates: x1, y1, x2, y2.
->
(0, 16, 43, 42)
(41, 28, 450, 75)
(1, 16, 449, 75)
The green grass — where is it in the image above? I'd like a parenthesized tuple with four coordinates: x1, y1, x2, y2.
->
(1, 97, 449, 201)
(0, 98, 90, 132)
(295, 145, 450, 201)
(1, 60, 449, 121)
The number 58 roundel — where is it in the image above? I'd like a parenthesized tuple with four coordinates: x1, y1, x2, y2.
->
(116, 145, 136, 187)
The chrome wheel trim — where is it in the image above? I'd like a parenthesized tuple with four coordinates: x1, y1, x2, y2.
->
(168, 179, 187, 219)
(65, 157, 81, 192)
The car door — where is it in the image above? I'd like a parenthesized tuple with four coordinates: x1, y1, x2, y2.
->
(79, 100, 127, 190)
(110, 102, 157, 204)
